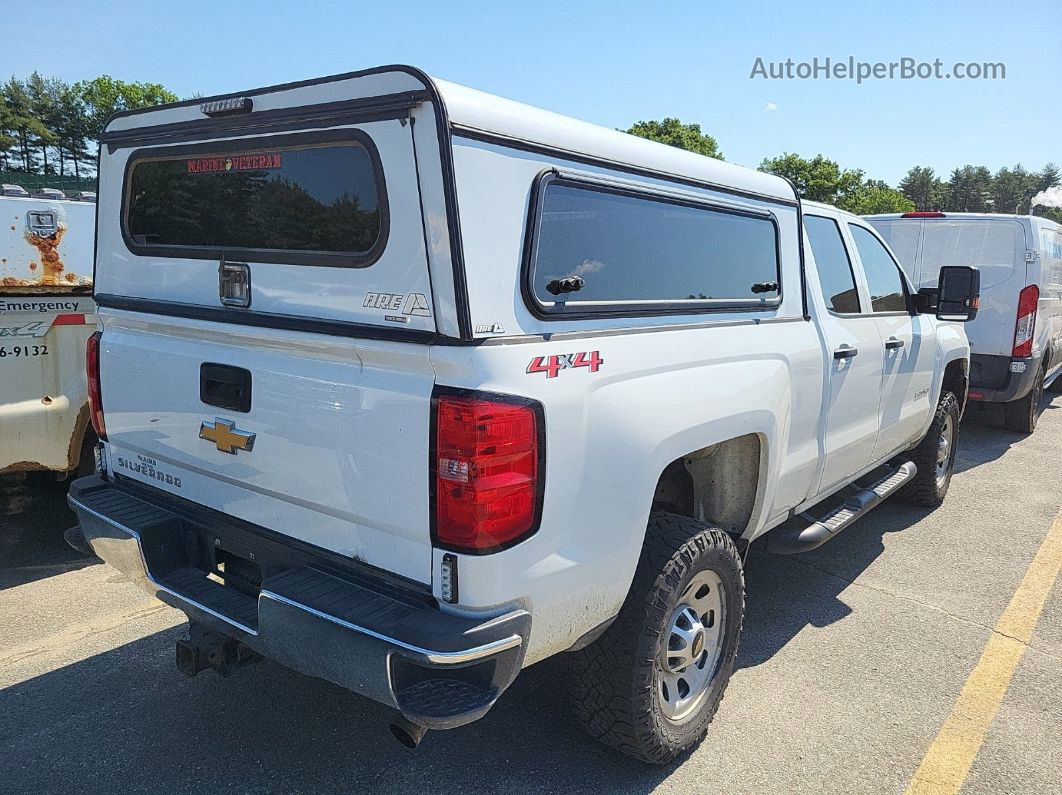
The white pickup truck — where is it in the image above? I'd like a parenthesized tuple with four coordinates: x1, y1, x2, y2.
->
(68, 66, 979, 763)
(1, 192, 96, 513)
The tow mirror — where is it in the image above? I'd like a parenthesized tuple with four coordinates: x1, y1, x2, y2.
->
(935, 266, 980, 322)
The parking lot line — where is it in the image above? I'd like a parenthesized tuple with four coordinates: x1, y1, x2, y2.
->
(906, 507, 1062, 794)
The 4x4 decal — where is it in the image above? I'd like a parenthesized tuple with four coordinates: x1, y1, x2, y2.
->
(526, 351, 604, 378)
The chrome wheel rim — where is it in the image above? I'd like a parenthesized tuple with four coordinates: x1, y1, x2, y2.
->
(657, 570, 726, 722)
(935, 414, 954, 488)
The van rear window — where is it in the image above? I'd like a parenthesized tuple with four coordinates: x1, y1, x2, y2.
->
(527, 178, 780, 315)
(124, 130, 386, 266)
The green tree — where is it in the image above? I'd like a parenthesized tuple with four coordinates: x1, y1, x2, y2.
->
(625, 117, 724, 160)
(992, 164, 1039, 214)
(25, 72, 60, 174)
(75, 76, 179, 141)
(898, 166, 945, 211)
(758, 152, 864, 207)
(0, 90, 18, 170)
(943, 165, 993, 212)
(1031, 163, 1062, 222)
(55, 82, 93, 178)
(846, 181, 915, 214)
(1035, 163, 1060, 192)
(2, 74, 178, 178)
(2, 76, 49, 172)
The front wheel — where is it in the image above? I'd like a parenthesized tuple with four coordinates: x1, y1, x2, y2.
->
(570, 512, 745, 764)
(902, 390, 960, 507)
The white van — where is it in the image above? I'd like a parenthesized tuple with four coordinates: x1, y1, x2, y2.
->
(0, 191, 96, 512)
(866, 212, 1062, 432)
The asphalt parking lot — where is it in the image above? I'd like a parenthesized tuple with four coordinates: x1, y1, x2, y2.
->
(2, 395, 1060, 794)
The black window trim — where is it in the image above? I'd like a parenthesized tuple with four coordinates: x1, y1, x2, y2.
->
(846, 221, 915, 316)
(120, 127, 390, 269)
(804, 213, 864, 316)
(521, 170, 785, 321)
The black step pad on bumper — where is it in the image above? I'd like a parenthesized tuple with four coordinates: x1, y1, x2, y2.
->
(68, 475, 530, 729)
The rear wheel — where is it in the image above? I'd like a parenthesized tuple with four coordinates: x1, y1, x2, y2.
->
(1047, 368, 1062, 394)
(570, 512, 744, 764)
(1004, 367, 1045, 434)
(902, 391, 960, 507)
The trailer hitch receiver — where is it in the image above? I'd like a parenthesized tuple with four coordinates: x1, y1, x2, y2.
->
(176, 623, 257, 677)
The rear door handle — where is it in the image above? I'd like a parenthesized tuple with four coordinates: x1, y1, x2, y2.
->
(833, 346, 859, 360)
(885, 337, 905, 350)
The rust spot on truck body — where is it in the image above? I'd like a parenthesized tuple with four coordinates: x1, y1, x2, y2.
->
(66, 403, 92, 472)
(1, 460, 51, 475)
(25, 225, 67, 285)
(1, 223, 90, 290)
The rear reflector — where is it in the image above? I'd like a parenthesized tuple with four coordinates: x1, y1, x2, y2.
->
(433, 392, 542, 553)
(53, 313, 88, 325)
(86, 331, 106, 440)
(1012, 285, 1039, 358)
(901, 211, 947, 218)
(968, 391, 984, 400)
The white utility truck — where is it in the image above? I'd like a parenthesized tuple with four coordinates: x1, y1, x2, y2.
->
(1, 190, 96, 513)
(68, 67, 979, 763)
(868, 212, 1062, 433)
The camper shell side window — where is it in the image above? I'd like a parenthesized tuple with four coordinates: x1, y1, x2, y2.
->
(523, 173, 782, 319)
(121, 128, 389, 268)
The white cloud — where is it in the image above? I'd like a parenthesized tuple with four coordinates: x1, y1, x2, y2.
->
(763, 102, 778, 112)
(1032, 186, 1062, 209)
(573, 258, 606, 276)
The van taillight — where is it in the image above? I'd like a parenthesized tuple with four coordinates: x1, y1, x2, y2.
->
(1012, 285, 1039, 358)
(86, 331, 106, 440)
(433, 393, 542, 553)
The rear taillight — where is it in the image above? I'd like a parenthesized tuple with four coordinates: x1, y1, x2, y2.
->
(433, 392, 542, 553)
(1012, 285, 1039, 358)
(901, 211, 947, 218)
(86, 331, 106, 440)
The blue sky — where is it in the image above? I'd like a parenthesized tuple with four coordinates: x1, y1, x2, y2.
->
(4, 0, 1059, 184)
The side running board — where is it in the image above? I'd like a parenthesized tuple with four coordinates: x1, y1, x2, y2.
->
(766, 461, 917, 555)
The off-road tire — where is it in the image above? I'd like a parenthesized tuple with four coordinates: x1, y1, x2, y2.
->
(569, 512, 745, 764)
(1004, 367, 1045, 434)
(902, 390, 960, 507)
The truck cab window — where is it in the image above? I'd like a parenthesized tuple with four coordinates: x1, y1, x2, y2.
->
(848, 224, 908, 313)
(805, 215, 860, 314)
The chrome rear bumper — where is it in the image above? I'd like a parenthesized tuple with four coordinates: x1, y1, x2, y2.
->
(69, 475, 530, 729)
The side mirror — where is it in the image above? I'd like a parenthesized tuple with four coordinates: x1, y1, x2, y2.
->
(935, 265, 980, 322)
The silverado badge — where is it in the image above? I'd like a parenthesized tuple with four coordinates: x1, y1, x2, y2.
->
(199, 418, 255, 455)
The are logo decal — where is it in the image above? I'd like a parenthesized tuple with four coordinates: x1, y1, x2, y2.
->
(526, 351, 604, 378)
(364, 292, 432, 317)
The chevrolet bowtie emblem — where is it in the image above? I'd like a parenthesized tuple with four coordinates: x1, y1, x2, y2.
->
(199, 418, 256, 455)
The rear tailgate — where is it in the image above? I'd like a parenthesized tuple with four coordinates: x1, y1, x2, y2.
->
(99, 318, 435, 581)
(94, 74, 444, 583)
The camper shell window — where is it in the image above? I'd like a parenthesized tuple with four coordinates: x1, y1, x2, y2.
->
(524, 175, 781, 318)
(122, 129, 388, 267)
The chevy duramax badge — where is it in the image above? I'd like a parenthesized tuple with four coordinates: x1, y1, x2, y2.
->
(68, 64, 984, 765)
